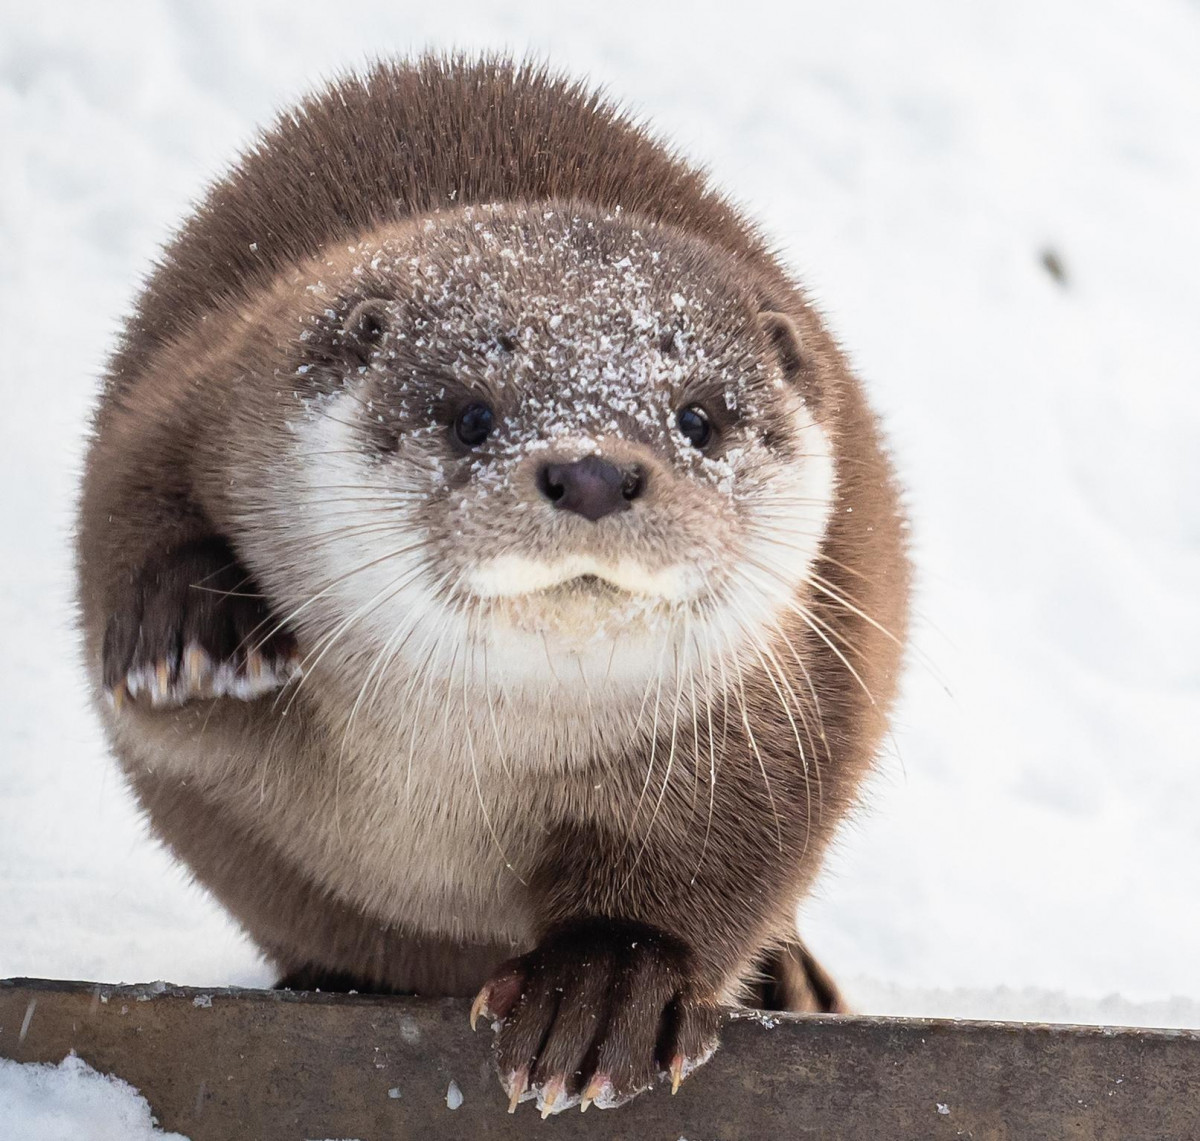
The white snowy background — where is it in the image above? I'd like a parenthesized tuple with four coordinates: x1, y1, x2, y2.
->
(2, 0, 1198, 1030)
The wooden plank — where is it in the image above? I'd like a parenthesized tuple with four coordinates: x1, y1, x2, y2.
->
(2, 978, 1197, 1139)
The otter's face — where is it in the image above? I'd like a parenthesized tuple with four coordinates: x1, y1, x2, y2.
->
(268, 205, 835, 705)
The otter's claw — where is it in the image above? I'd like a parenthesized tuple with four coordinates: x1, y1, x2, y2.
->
(670, 1052, 685, 1094)
(579, 1073, 611, 1112)
(477, 918, 721, 1114)
(103, 537, 300, 711)
(538, 1076, 567, 1119)
(505, 1068, 529, 1114)
(469, 988, 491, 1031)
(118, 644, 300, 708)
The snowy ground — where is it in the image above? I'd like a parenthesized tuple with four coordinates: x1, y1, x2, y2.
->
(0, 1055, 187, 1141)
(1, 0, 1198, 1029)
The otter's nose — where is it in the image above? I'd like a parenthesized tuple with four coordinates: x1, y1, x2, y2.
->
(537, 456, 645, 521)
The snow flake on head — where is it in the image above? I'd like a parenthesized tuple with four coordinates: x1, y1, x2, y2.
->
(320, 201, 785, 498)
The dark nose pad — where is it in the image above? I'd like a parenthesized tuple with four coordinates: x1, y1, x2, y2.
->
(537, 456, 646, 521)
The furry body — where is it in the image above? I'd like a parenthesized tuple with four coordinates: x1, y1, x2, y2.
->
(77, 57, 909, 1113)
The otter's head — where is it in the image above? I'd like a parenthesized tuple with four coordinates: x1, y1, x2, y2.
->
(254, 203, 836, 713)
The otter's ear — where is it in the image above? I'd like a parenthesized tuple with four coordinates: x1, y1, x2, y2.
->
(758, 309, 807, 385)
(341, 298, 392, 366)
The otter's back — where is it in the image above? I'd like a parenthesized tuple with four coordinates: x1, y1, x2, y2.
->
(109, 56, 780, 394)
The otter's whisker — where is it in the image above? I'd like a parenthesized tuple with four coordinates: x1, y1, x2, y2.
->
(620, 624, 687, 890)
(740, 555, 878, 709)
(460, 603, 527, 885)
(479, 630, 513, 782)
(689, 620, 720, 883)
(241, 535, 435, 663)
(275, 552, 438, 724)
(621, 614, 677, 854)
(742, 628, 817, 863)
(728, 644, 785, 854)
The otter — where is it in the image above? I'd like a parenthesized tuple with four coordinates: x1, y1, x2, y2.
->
(76, 56, 909, 1115)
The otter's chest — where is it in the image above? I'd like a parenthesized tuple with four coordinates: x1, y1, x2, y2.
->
(259, 704, 553, 944)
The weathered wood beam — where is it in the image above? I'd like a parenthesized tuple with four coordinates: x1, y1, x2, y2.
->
(2, 978, 1197, 1139)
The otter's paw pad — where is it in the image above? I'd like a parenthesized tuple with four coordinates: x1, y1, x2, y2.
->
(104, 538, 300, 710)
(471, 918, 720, 1115)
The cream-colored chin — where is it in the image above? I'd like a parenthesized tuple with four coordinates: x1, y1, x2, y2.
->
(466, 553, 699, 602)
(489, 592, 667, 644)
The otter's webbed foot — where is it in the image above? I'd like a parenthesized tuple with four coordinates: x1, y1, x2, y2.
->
(103, 537, 300, 708)
(471, 918, 720, 1116)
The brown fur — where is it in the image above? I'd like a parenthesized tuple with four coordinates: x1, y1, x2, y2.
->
(77, 56, 909, 1110)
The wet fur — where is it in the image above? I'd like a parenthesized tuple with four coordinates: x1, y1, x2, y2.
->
(77, 56, 908, 1107)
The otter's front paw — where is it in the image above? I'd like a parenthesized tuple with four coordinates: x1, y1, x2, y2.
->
(103, 538, 299, 708)
(471, 918, 720, 1116)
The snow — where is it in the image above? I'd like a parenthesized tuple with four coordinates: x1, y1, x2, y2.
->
(1, 0, 1198, 1029)
(0, 1054, 189, 1141)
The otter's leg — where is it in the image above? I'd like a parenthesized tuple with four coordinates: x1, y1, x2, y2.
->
(470, 770, 827, 1114)
(102, 537, 298, 708)
(750, 940, 846, 1014)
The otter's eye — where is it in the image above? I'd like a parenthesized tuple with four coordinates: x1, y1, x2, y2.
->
(454, 402, 495, 448)
(675, 404, 712, 449)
